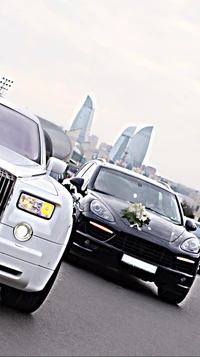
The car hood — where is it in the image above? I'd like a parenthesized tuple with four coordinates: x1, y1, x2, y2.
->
(91, 192, 185, 242)
(0, 145, 46, 177)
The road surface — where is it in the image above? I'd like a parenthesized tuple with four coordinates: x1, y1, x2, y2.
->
(0, 257, 200, 356)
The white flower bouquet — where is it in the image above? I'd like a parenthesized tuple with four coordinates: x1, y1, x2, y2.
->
(121, 202, 150, 229)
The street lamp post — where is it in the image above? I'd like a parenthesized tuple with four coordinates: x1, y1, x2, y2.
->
(0, 77, 14, 97)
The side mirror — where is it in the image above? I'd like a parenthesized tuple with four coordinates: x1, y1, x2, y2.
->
(185, 219, 197, 232)
(46, 157, 66, 176)
(70, 177, 84, 194)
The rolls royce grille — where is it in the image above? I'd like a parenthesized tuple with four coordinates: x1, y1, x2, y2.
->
(0, 168, 16, 217)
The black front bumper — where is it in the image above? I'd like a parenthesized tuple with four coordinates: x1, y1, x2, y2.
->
(71, 229, 199, 295)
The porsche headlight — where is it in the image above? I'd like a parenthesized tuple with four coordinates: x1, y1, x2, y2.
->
(18, 193, 55, 219)
(90, 200, 114, 222)
(181, 237, 200, 254)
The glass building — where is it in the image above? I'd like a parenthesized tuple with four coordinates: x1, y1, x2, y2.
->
(109, 126, 136, 163)
(125, 126, 153, 168)
(70, 95, 94, 144)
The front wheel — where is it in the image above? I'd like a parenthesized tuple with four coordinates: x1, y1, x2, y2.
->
(157, 287, 188, 305)
(1, 261, 61, 313)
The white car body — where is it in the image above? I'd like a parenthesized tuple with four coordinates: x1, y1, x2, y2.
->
(0, 97, 73, 294)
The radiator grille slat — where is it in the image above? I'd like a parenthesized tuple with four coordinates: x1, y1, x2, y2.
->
(0, 168, 16, 216)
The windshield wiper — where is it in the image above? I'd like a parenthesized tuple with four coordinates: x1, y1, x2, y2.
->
(145, 206, 168, 217)
(93, 189, 112, 196)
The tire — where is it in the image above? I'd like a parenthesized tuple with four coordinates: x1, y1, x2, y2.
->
(157, 286, 188, 305)
(1, 261, 61, 314)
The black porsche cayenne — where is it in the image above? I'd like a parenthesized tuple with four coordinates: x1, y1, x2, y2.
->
(63, 159, 199, 305)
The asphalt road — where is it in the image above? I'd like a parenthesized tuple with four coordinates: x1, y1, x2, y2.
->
(1, 257, 200, 356)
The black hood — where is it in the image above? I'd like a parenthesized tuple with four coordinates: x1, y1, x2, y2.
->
(90, 192, 185, 243)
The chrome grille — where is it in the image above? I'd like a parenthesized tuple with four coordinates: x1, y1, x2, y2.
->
(0, 168, 16, 216)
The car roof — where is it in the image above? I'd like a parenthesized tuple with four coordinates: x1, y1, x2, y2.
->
(91, 159, 174, 193)
(0, 96, 40, 124)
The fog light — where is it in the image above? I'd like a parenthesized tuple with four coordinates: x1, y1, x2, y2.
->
(14, 223, 33, 242)
(180, 277, 187, 283)
(84, 239, 90, 246)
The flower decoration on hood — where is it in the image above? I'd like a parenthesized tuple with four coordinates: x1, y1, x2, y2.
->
(121, 202, 150, 230)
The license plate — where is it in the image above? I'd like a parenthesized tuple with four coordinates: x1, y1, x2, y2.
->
(121, 254, 157, 274)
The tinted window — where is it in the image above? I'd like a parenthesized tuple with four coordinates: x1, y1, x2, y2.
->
(93, 167, 182, 224)
(0, 104, 41, 163)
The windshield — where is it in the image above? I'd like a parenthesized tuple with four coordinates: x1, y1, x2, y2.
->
(194, 227, 200, 239)
(192, 222, 200, 239)
(0, 104, 41, 163)
(93, 167, 182, 224)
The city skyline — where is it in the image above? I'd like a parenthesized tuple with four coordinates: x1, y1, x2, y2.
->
(1, 0, 200, 189)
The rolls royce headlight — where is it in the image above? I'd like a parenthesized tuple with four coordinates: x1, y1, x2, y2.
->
(18, 193, 55, 219)
(90, 200, 114, 222)
(181, 237, 200, 254)
(14, 223, 32, 241)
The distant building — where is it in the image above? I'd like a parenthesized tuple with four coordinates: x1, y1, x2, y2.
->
(89, 135, 99, 151)
(66, 128, 81, 151)
(109, 126, 136, 163)
(70, 95, 94, 144)
(70, 143, 85, 164)
(81, 135, 99, 161)
(98, 142, 112, 160)
(125, 126, 153, 168)
(143, 165, 156, 177)
(37, 116, 72, 161)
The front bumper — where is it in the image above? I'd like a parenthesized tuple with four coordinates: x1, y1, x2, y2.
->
(71, 227, 199, 295)
(0, 252, 53, 292)
(0, 224, 67, 292)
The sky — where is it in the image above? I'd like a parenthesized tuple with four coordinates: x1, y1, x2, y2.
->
(1, 0, 200, 189)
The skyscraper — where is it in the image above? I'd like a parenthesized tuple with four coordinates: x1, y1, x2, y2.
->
(109, 126, 136, 163)
(70, 95, 94, 144)
(125, 126, 153, 168)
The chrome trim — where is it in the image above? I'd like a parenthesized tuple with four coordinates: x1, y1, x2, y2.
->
(89, 221, 113, 234)
(0, 168, 16, 217)
(177, 284, 189, 289)
(176, 256, 195, 264)
(73, 242, 93, 252)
